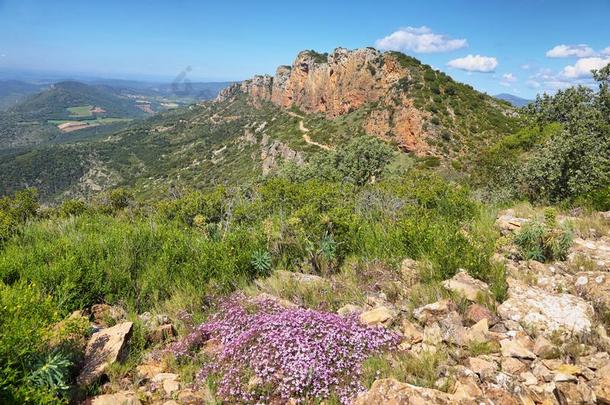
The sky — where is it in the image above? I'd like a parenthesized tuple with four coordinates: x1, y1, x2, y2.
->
(0, 0, 609, 98)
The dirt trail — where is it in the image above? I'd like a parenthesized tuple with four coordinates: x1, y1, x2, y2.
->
(287, 112, 332, 151)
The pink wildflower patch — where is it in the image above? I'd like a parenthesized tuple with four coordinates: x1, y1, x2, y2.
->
(167, 295, 400, 404)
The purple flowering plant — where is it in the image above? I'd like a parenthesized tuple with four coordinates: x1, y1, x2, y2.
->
(166, 294, 400, 404)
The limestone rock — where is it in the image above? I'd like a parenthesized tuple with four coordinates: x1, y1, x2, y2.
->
(359, 306, 396, 326)
(91, 391, 140, 405)
(353, 378, 456, 404)
(496, 211, 529, 234)
(502, 357, 527, 375)
(337, 304, 363, 317)
(570, 237, 610, 269)
(497, 279, 594, 337)
(77, 322, 133, 386)
(401, 319, 423, 344)
(441, 270, 489, 301)
(468, 357, 498, 380)
(595, 364, 610, 403)
(413, 299, 456, 325)
(500, 338, 536, 360)
(464, 303, 498, 326)
(574, 271, 610, 309)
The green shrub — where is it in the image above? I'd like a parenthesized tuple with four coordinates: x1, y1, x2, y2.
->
(514, 209, 573, 262)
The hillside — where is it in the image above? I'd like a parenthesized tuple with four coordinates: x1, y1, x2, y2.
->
(0, 48, 521, 201)
(0, 81, 146, 149)
(494, 93, 532, 107)
(0, 80, 48, 110)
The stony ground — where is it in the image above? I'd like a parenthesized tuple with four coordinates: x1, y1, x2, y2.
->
(81, 210, 610, 405)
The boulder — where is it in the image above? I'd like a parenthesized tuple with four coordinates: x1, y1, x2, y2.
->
(497, 279, 594, 337)
(442, 271, 489, 301)
(401, 319, 423, 344)
(413, 299, 456, 325)
(354, 378, 456, 404)
(500, 338, 536, 360)
(496, 211, 529, 234)
(464, 303, 498, 326)
(595, 364, 610, 403)
(359, 306, 396, 326)
(77, 322, 133, 386)
(467, 357, 498, 380)
(569, 237, 610, 269)
(91, 392, 140, 405)
(574, 271, 610, 309)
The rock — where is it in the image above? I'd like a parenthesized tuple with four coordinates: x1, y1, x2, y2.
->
(497, 279, 594, 337)
(483, 387, 520, 405)
(276, 270, 326, 285)
(441, 270, 489, 301)
(570, 237, 610, 269)
(577, 351, 610, 371)
(91, 303, 127, 327)
(91, 392, 140, 405)
(502, 357, 527, 375)
(465, 318, 490, 344)
(574, 271, 610, 309)
(452, 378, 482, 402)
(413, 299, 456, 325)
(496, 211, 529, 234)
(359, 306, 396, 326)
(520, 371, 538, 385)
(147, 324, 176, 344)
(500, 338, 536, 360)
(151, 373, 179, 383)
(400, 258, 420, 287)
(254, 292, 297, 308)
(595, 364, 610, 403)
(438, 311, 468, 346)
(468, 357, 498, 380)
(163, 379, 180, 396)
(556, 380, 596, 404)
(77, 322, 133, 386)
(464, 303, 498, 326)
(353, 378, 456, 404)
(177, 388, 210, 404)
(337, 304, 363, 317)
(401, 319, 423, 344)
(533, 336, 557, 358)
(136, 363, 163, 379)
(423, 323, 443, 346)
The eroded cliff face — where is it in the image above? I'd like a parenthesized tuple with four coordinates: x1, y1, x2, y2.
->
(218, 47, 429, 153)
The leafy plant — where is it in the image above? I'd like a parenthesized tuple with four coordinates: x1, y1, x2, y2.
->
(514, 209, 573, 262)
(250, 249, 272, 275)
(28, 351, 72, 392)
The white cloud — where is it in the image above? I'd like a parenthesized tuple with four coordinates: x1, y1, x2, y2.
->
(502, 73, 517, 82)
(375, 26, 467, 53)
(561, 57, 610, 78)
(602, 46, 610, 56)
(546, 44, 596, 58)
(447, 54, 498, 73)
(526, 80, 541, 89)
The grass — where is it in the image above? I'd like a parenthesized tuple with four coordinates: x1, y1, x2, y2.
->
(67, 105, 93, 117)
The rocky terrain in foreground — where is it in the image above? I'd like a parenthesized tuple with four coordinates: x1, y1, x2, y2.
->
(72, 210, 610, 404)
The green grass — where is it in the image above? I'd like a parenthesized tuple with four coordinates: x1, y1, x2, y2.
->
(67, 105, 93, 117)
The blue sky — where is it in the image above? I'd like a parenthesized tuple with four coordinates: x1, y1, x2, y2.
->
(0, 0, 609, 98)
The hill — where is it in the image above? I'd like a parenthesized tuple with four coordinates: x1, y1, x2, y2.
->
(494, 93, 532, 107)
(0, 80, 48, 110)
(0, 48, 521, 201)
(0, 81, 147, 149)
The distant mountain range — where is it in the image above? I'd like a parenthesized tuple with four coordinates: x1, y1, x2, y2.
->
(494, 93, 533, 107)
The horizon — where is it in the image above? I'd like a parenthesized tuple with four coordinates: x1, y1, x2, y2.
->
(1, 0, 609, 98)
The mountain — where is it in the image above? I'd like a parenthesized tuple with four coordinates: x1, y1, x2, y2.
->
(494, 93, 532, 107)
(0, 47, 521, 201)
(0, 80, 49, 110)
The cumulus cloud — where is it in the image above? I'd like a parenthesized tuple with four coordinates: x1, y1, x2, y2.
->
(375, 26, 467, 53)
(447, 54, 498, 73)
(546, 44, 596, 58)
(602, 46, 610, 56)
(561, 57, 610, 78)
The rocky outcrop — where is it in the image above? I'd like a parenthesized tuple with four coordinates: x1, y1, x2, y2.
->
(354, 378, 456, 404)
(77, 322, 133, 386)
(219, 48, 428, 152)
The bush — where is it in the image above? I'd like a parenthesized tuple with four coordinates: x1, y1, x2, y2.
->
(514, 209, 573, 262)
